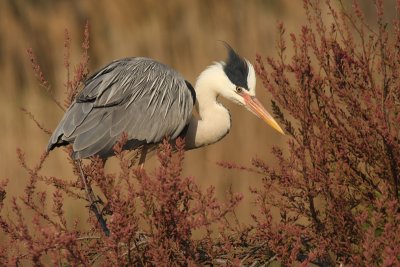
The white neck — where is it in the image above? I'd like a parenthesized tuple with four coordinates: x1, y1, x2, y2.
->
(184, 65, 231, 149)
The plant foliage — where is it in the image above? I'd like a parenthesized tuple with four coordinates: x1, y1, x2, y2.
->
(1, 1, 400, 266)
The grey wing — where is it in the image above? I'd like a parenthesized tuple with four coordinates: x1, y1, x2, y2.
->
(48, 57, 195, 159)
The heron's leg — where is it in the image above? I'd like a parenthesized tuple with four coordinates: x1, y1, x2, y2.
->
(138, 145, 148, 169)
(76, 160, 110, 236)
(124, 149, 139, 169)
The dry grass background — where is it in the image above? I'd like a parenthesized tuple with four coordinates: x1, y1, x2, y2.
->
(0, 0, 387, 226)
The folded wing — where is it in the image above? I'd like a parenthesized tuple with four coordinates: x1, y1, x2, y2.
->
(48, 57, 195, 159)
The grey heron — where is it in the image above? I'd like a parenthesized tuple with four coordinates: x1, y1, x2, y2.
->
(48, 46, 284, 161)
(47, 45, 284, 236)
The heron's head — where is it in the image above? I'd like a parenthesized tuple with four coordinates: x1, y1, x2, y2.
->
(201, 45, 284, 135)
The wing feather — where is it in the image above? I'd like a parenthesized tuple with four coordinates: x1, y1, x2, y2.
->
(72, 113, 112, 151)
(48, 57, 195, 159)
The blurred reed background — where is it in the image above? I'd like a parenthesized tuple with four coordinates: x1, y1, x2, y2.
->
(0, 0, 385, 224)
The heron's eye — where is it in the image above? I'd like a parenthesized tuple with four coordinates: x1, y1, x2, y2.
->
(236, 87, 243, 93)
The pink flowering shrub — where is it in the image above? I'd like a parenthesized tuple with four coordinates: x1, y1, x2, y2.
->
(250, 0, 400, 265)
(1, 1, 399, 266)
(0, 23, 245, 266)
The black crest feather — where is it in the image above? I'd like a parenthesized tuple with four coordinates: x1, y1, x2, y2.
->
(223, 44, 249, 90)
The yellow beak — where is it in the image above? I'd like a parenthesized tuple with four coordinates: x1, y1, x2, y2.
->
(243, 93, 285, 135)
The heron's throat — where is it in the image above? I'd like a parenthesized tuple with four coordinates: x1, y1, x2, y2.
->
(184, 70, 231, 149)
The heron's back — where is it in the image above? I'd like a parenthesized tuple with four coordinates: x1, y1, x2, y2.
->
(48, 57, 195, 159)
